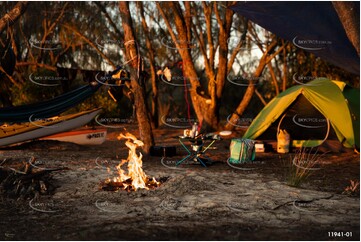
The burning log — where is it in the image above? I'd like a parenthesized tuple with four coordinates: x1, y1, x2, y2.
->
(0, 157, 66, 199)
(101, 177, 161, 192)
(101, 132, 163, 192)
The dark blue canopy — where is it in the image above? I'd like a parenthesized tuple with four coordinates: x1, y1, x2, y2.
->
(230, 1, 359, 75)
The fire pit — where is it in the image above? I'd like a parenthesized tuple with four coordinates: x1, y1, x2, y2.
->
(101, 132, 162, 192)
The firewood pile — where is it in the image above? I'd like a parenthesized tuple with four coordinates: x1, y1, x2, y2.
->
(0, 157, 66, 199)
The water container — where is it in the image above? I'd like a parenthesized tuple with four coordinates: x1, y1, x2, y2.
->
(277, 129, 290, 153)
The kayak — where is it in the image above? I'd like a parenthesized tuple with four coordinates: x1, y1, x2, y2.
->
(42, 128, 107, 145)
(0, 108, 102, 147)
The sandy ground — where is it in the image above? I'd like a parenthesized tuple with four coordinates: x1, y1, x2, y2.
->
(0, 125, 359, 241)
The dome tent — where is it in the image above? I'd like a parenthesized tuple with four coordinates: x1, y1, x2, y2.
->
(242, 78, 359, 149)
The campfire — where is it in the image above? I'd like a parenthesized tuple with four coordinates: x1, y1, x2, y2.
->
(101, 132, 160, 192)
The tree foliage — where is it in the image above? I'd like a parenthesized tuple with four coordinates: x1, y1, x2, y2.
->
(0, 1, 358, 134)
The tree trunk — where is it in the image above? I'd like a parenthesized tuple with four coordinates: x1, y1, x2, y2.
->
(138, 2, 159, 129)
(157, 2, 230, 131)
(224, 38, 284, 130)
(119, 1, 154, 154)
(282, 41, 288, 91)
(267, 63, 280, 95)
(332, 2, 360, 56)
(157, 2, 208, 127)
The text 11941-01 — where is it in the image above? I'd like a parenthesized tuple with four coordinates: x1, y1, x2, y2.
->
(328, 232, 352, 237)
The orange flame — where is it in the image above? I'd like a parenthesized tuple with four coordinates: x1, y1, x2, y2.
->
(104, 132, 159, 191)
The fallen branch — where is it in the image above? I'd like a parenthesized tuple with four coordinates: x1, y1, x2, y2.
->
(0, 157, 67, 199)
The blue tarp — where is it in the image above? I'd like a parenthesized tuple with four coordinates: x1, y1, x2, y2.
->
(230, 1, 359, 75)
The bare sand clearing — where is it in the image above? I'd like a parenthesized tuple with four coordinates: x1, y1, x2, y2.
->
(0, 125, 359, 240)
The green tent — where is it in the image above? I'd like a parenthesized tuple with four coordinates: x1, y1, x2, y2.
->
(243, 78, 360, 149)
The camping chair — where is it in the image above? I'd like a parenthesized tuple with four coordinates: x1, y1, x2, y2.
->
(277, 113, 331, 148)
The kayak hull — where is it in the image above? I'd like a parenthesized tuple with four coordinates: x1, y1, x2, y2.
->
(0, 108, 101, 147)
(42, 129, 107, 145)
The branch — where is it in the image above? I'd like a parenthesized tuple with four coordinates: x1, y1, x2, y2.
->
(224, 36, 284, 130)
(255, 89, 267, 106)
(191, 24, 208, 66)
(38, 3, 69, 63)
(0, 1, 29, 35)
(143, 6, 169, 38)
(249, 23, 265, 52)
(16, 62, 57, 71)
(18, 19, 34, 62)
(94, 2, 124, 40)
(267, 62, 280, 95)
(62, 24, 116, 68)
(213, 3, 224, 33)
(184, 1, 192, 41)
(282, 40, 288, 91)
(227, 19, 248, 74)
(0, 66, 21, 88)
(332, 2, 360, 56)
(156, 3, 182, 51)
(215, 2, 234, 99)
(45, 3, 68, 39)
(202, 2, 215, 69)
